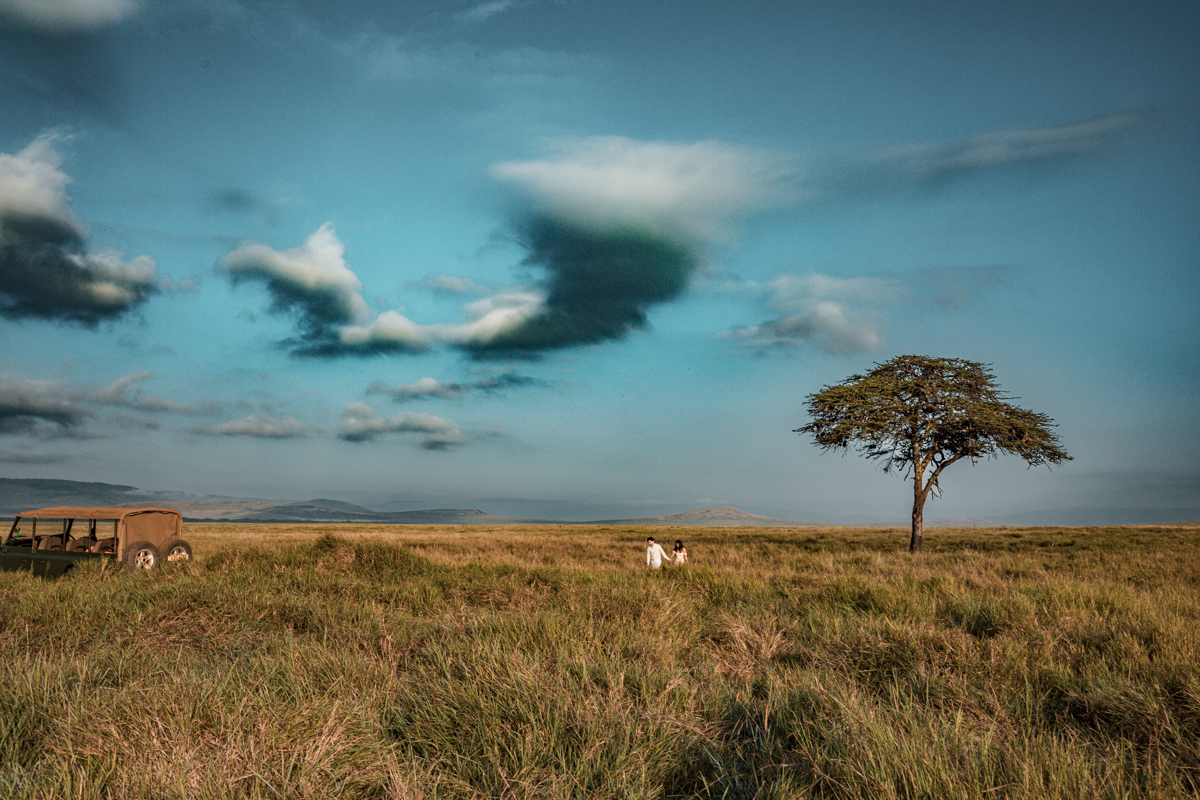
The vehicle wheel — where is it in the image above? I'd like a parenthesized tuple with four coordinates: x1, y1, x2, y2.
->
(161, 539, 193, 564)
(122, 541, 160, 571)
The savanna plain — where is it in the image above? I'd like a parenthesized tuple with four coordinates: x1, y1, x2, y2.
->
(1, 523, 1198, 799)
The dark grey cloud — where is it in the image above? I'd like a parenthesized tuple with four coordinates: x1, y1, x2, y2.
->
(0, 134, 158, 325)
(0, 377, 89, 437)
(211, 189, 258, 213)
(0, 220, 158, 325)
(473, 372, 545, 393)
(219, 224, 364, 329)
(287, 332, 430, 359)
(1, 371, 222, 441)
(337, 403, 466, 450)
(483, 137, 794, 357)
(207, 188, 287, 225)
(367, 371, 546, 402)
(458, 215, 698, 358)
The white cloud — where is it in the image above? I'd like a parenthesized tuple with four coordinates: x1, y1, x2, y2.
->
(368, 377, 461, 401)
(0, 0, 138, 32)
(219, 223, 372, 326)
(763, 274, 894, 311)
(202, 415, 308, 439)
(457, 0, 513, 24)
(719, 273, 886, 355)
(0, 132, 159, 324)
(0, 132, 84, 236)
(429, 289, 545, 347)
(491, 137, 797, 242)
(720, 266, 1016, 356)
(336, 310, 431, 353)
(338, 403, 466, 450)
(722, 302, 881, 354)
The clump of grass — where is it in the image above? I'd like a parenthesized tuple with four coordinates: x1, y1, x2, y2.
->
(1, 524, 1198, 798)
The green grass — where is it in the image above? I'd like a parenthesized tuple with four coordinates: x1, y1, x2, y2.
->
(1, 524, 1198, 798)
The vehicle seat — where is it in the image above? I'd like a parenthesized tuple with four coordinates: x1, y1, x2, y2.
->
(90, 538, 116, 554)
(67, 538, 93, 553)
(36, 534, 66, 551)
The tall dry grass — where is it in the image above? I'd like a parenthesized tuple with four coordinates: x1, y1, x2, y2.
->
(1, 524, 1197, 798)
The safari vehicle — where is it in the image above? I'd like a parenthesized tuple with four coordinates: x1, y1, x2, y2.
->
(0, 506, 192, 578)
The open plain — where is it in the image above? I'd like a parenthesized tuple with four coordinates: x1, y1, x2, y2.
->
(1, 523, 1198, 799)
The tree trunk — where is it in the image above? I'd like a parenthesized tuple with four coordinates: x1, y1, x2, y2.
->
(910, 475, 925, 554)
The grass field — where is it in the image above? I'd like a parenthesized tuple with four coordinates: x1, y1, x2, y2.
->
(2, 523, 1198, 799)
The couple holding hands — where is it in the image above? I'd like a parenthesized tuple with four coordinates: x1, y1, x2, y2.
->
(646, 536, 687, 569)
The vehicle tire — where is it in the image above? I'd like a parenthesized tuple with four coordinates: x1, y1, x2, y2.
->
(161, 539, 193, 564)
(122, 541, 160, 571)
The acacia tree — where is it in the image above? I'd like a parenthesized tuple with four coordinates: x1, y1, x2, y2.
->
(796, 355, 1071, 553)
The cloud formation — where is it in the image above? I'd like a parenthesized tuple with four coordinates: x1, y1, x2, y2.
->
(1, 371, 222, 441)
(0, 376, 88, 436)
(198, 414, 308, 439)
(0, 133, 159, 325)
(214, 118, 1134, 361)
(491, 137, 795, 241)
(457, 0, 513, 24)
(720, 274, 885, 353)
(367, 371, 545, 402)
(720, 267, 1016, 355)
(95, 372, 218, 415)
(337, 403, 466, 450)
(0, 0, 139, 32)
(208, 188, 289, 225)
(813, 112, 1145, 204)
(0, 450, 70, 464)
(722, 302, 881, 354)
(218, 223, 425, 357)
(329, 310, 431, 357)
(477, 137, 795, 357)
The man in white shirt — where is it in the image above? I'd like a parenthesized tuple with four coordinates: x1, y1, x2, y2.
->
(646, 536, 668, 569)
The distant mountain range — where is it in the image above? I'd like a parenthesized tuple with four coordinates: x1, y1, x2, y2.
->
(588, 506, 807, 526)
(2, 478, 1196, 526)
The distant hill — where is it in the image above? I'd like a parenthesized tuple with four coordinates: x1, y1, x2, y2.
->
(118, 500, 280, 520)
(295, 499, 375, 513)
(231, 507, 524, 524)
(587, 506, 808, 526)
(0, 478, 150, 514)
(7, 478, 1197, 527)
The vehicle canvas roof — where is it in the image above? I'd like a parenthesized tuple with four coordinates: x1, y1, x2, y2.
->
(14, 506, 182, 520)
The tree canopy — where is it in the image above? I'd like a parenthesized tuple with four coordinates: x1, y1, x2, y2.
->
(796, 355, 1071, 552)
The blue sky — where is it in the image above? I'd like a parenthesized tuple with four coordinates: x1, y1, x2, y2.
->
(1, 0, 1197, 521)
